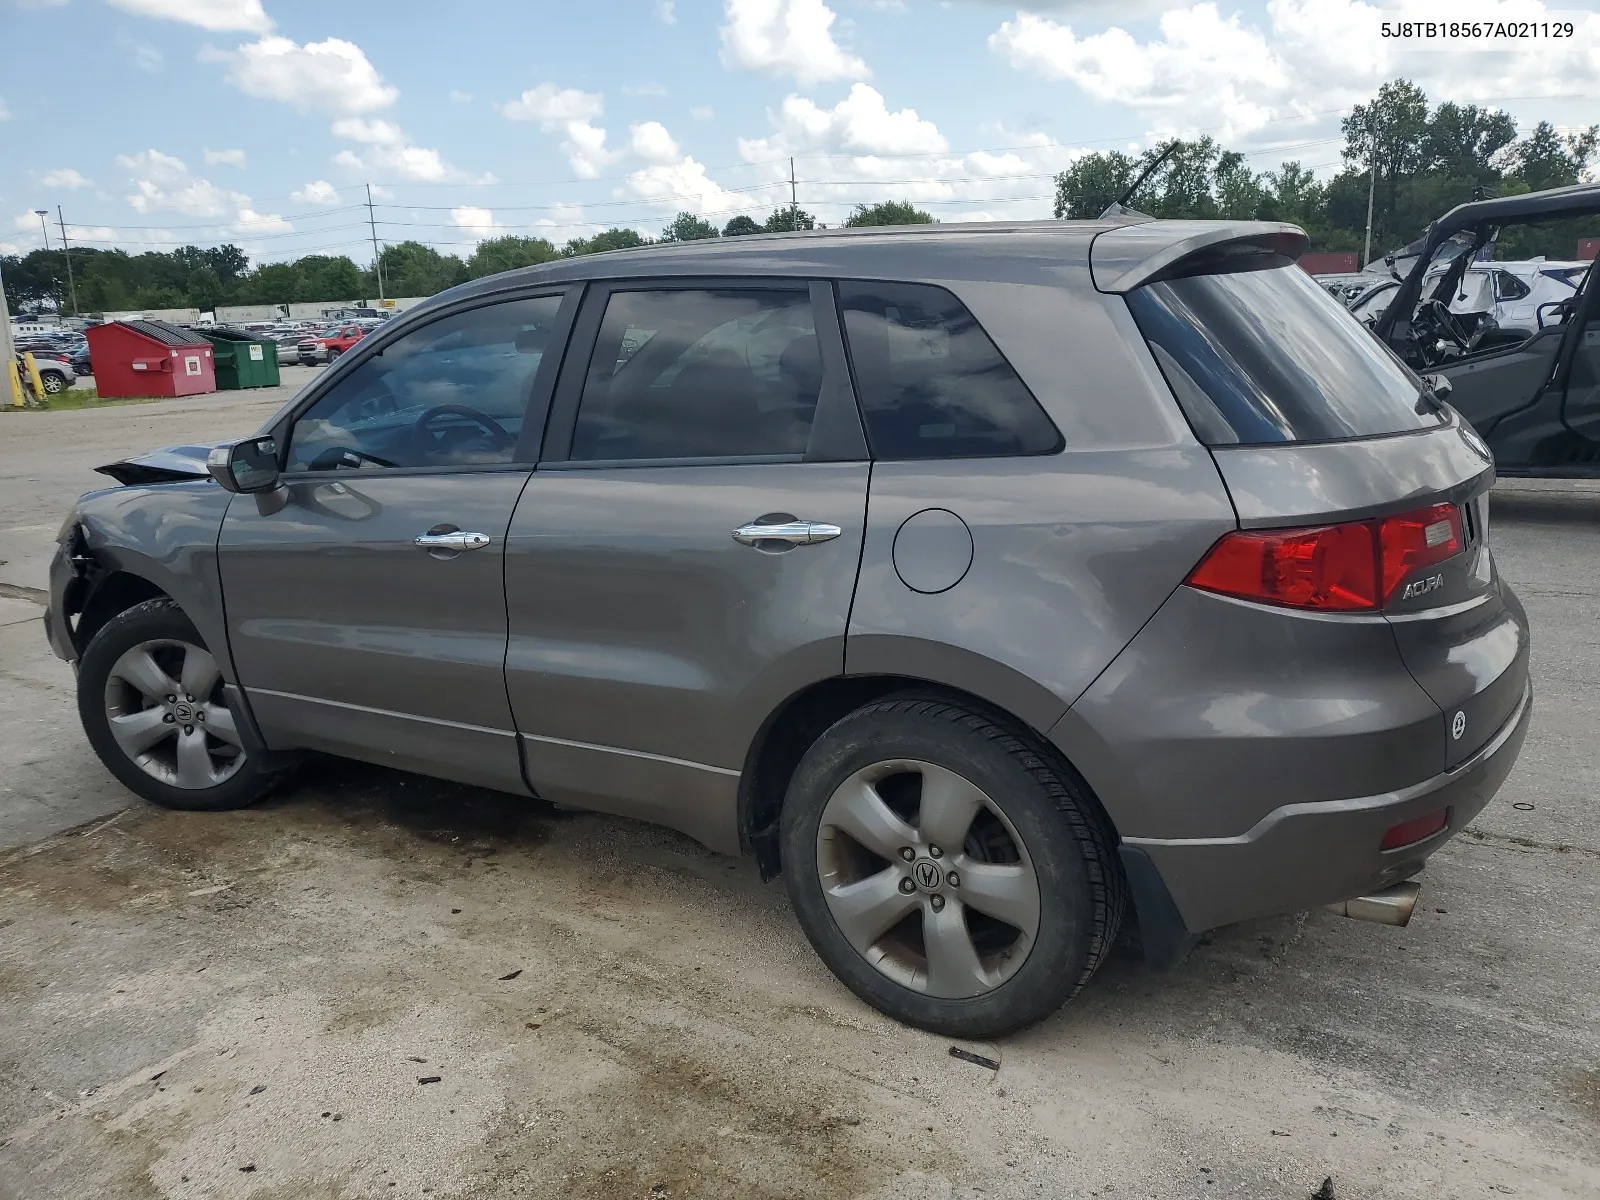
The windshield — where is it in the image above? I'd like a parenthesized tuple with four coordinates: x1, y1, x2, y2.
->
(1127, 262, 1446, 446)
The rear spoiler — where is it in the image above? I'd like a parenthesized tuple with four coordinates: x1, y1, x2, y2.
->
(1089, 222, 1308, 294)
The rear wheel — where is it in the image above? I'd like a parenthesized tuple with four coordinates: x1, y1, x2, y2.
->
(38, 370, 67, 394)
(77, 598, 283, 811)
(780, 696, 1125, 1038)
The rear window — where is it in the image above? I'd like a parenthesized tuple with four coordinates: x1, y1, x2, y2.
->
(1126, 262, 1444, 446)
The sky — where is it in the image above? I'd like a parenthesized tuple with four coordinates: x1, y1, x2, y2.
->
(1, 0, 1597, 268)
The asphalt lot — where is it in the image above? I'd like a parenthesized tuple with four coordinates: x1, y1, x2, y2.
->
(0, 380, 1597, 1199)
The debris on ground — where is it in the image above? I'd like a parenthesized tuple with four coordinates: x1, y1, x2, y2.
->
(498, 970, 522, 981)
(948, 1046, 1000, 1071)
(418, 1076, 442, 1085)
(1310, 1178, 1336, 1200)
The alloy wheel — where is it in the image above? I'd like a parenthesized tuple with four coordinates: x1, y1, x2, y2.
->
(102, 638, 246, 789)
(815, 759, 1041, 999)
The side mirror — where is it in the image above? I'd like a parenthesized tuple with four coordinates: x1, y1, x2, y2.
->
(207, 436, 281, 493)
(1422, 373, 1453, 402)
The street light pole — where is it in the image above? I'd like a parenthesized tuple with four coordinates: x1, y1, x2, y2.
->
(34, 210, 50, 251)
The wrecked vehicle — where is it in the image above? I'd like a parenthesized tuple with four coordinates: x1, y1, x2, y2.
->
(47, 221, 1530, 1037)
(1368, 182, 1600, 476)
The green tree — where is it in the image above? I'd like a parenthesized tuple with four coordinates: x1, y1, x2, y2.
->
(842, 201, 933, 227)
(722, 215, 762, 237)
(295, 255, 364, 301)
(1053, 151, 1138, 218)
(186, 266, 224, 312)
(1213, 151, 1267, 220)
(205, 244, 250, 285)
(1340, 79, 1432, 251)
(465, 236, 559, 278)
(562, 227, 652, 256)
(376, 241, 468, 296)
(1504, 120, 1599, 192)
(660, 212, 721, 241)
(762, 207, 816, 232)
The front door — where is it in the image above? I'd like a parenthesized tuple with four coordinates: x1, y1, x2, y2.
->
(503, 280, 870, 852)
(219, 290, 574, 792)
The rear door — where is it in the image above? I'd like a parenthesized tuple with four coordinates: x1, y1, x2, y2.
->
(503, 279, 870, 853)
(1125, 258, 1529, 773)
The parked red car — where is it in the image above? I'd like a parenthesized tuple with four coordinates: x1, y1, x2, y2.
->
(297, 324, 367, 365)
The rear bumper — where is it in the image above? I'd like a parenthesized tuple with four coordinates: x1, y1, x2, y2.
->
(1126, 678, 1531, 934)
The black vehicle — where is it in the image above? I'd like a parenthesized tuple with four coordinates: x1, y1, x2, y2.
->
(1369, 183, 1600, 476)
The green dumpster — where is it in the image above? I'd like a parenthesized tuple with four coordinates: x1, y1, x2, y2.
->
(200, 327, 281, 389)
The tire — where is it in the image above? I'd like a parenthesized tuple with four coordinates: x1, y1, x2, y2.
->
(77, 597, 283, 812)
(327, 347, 342, 361)
(780, 695, 1125, 1038)
(39, 370, 66, 395)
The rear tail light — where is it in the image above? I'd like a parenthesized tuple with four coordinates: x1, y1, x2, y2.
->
(1380, 807, 1449, 850)
(1187, 503, 1465, 612)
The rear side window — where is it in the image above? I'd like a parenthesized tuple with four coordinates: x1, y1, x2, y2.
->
(571, 288, 820, 461)
(838, 281, 1061, 459)
(1126, 263, 1444, 446)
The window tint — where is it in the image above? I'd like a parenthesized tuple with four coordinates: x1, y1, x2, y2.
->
(1126, 263, 1444, 446)
(837, 280, 1061, 460)
(286, 294, 563, 471)
(571, 288, 821, 460)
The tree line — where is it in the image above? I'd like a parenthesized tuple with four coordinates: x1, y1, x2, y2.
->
(2, 200, 928, 316)
(1054, 79, 1597, 261)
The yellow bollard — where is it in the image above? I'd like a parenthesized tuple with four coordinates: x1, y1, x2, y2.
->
(5, 359, 24, 407)
(21, 351, 46, 401)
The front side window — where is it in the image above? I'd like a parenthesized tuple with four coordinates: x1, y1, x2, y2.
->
(571, 288, 821, 460)
(837, 280, 1061, 460)
(286, 294, 563, 471)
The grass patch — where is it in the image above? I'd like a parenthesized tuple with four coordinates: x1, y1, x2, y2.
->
(2, 388, 165, 412)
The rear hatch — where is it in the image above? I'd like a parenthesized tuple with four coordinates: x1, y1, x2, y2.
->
(1116, 245, 1529, 773)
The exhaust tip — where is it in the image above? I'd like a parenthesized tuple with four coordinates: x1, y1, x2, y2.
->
(1326, 881, 1421, 927)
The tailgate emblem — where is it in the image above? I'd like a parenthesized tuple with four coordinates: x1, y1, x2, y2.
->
(1402, 573, 1445, 600)
(1451, 711, 1467, 740)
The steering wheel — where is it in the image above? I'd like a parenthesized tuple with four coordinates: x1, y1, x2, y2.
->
(411, 404, 514, 461)
(1419, 299, 1472, 351)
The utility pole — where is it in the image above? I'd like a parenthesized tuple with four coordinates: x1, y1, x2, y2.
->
(34, 210, 50, 251)
(366, 183, 385, 301)
(789, 157, 798, 232)
(56, 206, 78, 316)
(1363, 130, 1378, 268)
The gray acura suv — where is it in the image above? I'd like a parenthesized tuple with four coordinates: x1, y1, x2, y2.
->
(46, 220, 1532, 1037)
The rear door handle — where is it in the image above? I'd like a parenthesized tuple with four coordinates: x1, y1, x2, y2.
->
(414, 530, 492, 553)
(731, 520, 843, 547)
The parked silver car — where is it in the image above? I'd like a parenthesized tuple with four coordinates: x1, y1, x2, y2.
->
(46, 221, 1531, 1037)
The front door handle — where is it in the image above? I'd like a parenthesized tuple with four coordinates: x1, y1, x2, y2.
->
(414, 530, 492, 555)
(731, 520, 843, 548)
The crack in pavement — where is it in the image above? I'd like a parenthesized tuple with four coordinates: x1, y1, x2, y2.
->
(0, 583, 48, 605)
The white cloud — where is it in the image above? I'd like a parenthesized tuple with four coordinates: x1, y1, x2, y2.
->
(656, 0, 677, 21)
(42, 168, 92, 189)
(204, 35, 398, 115)
(561, 120, 622, 179)
(502, 84, 624, 178)
(330, 117, 405, 144)
(205, 147, 248, 167)
(720, 0, 871, 85)
(131, 41, 164, 72)
(741, 83, 947, 158)
(501, 83, 605, 126)
(448, 89, 474, 104)
(450, 206, 508, 243)
(690, 105, 716, 121)
(107, 0, 273, 33)
(989, 0, 1600, 142)
(630, 121, 681, 163)
(627, 155, 748, 218)
(292, 179, 341, 205)
(113, 148, 291, 237)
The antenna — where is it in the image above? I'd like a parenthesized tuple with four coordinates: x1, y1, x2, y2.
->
(1098, 142, 1179, 220)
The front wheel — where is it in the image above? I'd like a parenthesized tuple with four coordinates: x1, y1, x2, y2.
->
(77, 598, 283, 811)
(39, 370, 67, 394)
(781, 696, 1125, 1038)
(327, 347, 342, 361)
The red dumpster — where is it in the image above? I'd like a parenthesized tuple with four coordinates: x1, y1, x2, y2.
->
(86, 320, 217, 399)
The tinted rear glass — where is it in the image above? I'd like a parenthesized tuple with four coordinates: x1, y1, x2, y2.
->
(1126, 262, 1444, 446)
